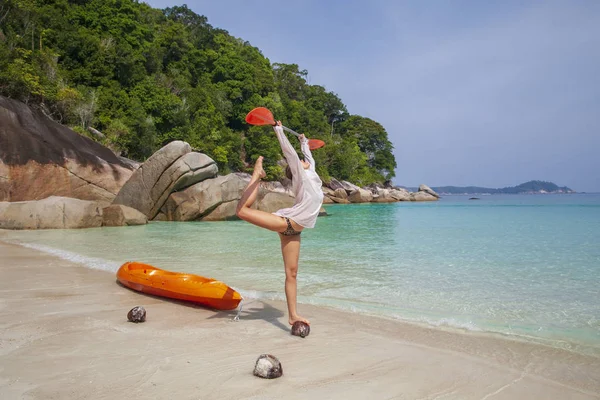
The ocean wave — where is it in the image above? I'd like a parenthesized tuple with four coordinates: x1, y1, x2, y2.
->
(408, 316, 484, 332)
(6, 240, 120, 273)
(236, 289, 286, 302)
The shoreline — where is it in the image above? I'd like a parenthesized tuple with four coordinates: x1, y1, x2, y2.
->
(3, 230, 598, 358)
(1, 240, 599, 399)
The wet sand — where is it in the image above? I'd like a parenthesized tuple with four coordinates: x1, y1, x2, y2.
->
(1, 240, 599, 399)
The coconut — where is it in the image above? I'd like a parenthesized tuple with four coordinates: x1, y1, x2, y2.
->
(253, 354, 283, 379)
(291, 321, 310, 338)
(127, 306, 146, 323)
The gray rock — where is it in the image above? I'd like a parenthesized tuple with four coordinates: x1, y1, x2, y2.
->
(340, 180, 360, 192)
(164, 173, 249, 221)
(333, 188, 348, 199)
(127, 306, 146, 323)
(200, 201, 239, 222)
(329, 196, 351, 204)
(365, 183, 384, 195)
(372, 189, 397, 203)
(348, 188, 374, 203)
(164, 173, 295, 221)
(253, 354, 283, 379)
(256, 191, 295, 213)
(418, 184, 440, 199)
(389, 188, 410, 201)
(327, 178, 345, 191)
(0, 196, 103, 229)
(410, 191, 438, 201)
(112, 141, 192, 218)
(102, 204, 148, 226)
(321, 186, 335, 197)
(147, 151, 218, 218)
(322, 196, 335, 204)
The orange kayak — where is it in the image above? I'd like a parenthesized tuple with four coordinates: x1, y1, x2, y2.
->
(116, 262, 242, 310)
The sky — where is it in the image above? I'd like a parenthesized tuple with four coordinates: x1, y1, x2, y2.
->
(145, 0, 600, 192)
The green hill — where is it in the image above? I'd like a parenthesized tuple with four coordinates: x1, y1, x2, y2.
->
(0, 0, 396, 186)
(425, 181, 575, 194)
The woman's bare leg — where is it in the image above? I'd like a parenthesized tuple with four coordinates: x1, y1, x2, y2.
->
(279, 233, 309, 325)
(236, 157, 289, 232)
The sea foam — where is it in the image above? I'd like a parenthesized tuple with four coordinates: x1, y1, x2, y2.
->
(7, 240, 120, 273)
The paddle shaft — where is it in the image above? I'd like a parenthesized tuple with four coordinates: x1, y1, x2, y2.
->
(281, 125, 302, 138)
(249, 109, 302, 138)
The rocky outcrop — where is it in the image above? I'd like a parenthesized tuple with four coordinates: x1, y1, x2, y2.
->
(333, 188, 348, 199)
(0, 96, 134, 202)
(410, 191, 438, 201)
(256, 191, 295, 213)
(418, 184, 440, 199)
(102, 205, 148, 227)
(322, 180, 438, 204)
(163, 173, 248, 221)
(112, 141, 218, 219)
(389, 188, 410, 201)
(0, 196, 103, 229)
(162, 173, 295, 221)
(348, 188, 374, 203)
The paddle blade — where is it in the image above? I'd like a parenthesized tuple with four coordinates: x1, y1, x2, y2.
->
(245, 107, 275, 126)
(308, 139, 325, 150)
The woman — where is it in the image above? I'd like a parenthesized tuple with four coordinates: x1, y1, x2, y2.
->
(236, 121, 324, 326)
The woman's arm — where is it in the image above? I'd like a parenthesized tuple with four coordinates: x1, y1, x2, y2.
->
(273, 123, 303, 179)
(299, 134, 316, 172)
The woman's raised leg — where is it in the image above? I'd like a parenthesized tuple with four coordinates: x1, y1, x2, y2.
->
(279, 233, 310, 325)
(236, 156, 288, 232)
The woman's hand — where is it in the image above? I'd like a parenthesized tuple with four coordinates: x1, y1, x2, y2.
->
(276, 120, 282, 127)
(299, 133, 307, 142)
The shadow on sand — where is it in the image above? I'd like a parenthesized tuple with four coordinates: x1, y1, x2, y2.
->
(116, 280, 289, 333)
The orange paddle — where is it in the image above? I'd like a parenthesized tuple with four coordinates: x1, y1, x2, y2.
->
(245, 107, 326, 150)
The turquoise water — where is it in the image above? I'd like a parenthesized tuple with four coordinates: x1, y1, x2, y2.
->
(2, 194, 599, 354)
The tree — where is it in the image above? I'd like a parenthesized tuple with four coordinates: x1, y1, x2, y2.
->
(339, 116, 397, 181)
(0, 0, 397, 185)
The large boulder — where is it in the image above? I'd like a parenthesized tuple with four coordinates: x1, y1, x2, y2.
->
(329, 196, 351, 204)
(200, 201, 239, 222)
(102, 205, 148, 227)
(419, 184, 440, 199)
(390, 188, 410, 201)
(333, 188, 348, 199)
(322, 196, 334, 204)
(327, 178, 346, 192)
(256, 191, 295, 213)
(340, 180, 360, 193)
(163, 173, 295, 221)
(113, 142, 218, 219)
(163, 173, 249, 221)
(0, 96, 134, 202)
(0, 196, 102, 229)
(365, 183, 384, 195)
(410, 191, 438, 201)
(372, 188, 397, 203)
(348, 188, 374, 203)
(322, 186, 335, 197)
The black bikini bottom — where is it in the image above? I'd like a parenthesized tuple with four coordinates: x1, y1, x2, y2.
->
(281, 217, 302, 236)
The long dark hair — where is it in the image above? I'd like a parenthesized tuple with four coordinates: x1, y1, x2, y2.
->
(285, 165, 292, 180)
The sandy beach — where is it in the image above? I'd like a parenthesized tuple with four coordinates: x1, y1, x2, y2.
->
(1, 240, 599, 400)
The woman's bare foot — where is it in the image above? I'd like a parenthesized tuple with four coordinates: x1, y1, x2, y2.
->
(253, 156, 266, 179)
(289, 315, 310, 325)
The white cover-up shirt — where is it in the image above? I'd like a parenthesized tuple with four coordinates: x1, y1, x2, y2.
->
(272, 125, 324, 228)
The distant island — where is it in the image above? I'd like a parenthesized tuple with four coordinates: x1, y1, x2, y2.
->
(404, 180, 575, 195)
